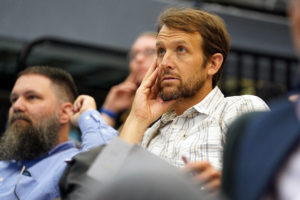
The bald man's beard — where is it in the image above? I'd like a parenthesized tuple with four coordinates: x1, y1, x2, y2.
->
(0, 112, 60, 161)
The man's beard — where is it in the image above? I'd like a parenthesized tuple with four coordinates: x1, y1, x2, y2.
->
(0, 112, 60, 161)
(158, 69, 205, 101)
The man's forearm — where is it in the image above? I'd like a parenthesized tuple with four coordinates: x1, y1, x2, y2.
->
(119, 114, 150, 144)
(79, 110, 118, 150)
(101, 113, 116, 127)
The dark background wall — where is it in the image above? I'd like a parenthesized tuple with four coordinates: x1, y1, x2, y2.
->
(0, 0, 298, 134)
(0, 0, 296, 56)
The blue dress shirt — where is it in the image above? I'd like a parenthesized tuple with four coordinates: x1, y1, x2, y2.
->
(0, 110, 118, 200)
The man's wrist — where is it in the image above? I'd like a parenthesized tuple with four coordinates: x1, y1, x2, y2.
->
(119, 114, 149, 144)
(78, 109, 102, 131)
(100, 107, 117, 119)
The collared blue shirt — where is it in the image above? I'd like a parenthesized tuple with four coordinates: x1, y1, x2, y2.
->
(0, 110, 118, 200)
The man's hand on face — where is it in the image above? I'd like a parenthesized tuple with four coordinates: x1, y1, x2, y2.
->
(131, 58, 177, 124)
(71, 95, 97, 127)
(183, 161, 221, 197)
(119, 59, 177, 144)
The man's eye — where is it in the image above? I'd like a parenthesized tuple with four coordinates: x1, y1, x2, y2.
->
(10, 97, 17, 103)
(145, 48, 156, 56)
(28, 95, 38, 100)
(157, 48, 165, 56)
(177, 46, 186, 53)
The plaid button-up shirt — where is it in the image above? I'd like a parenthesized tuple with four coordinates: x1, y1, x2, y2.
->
(141, 87, 269, 170)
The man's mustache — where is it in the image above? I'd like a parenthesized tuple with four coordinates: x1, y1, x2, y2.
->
(158, 69, 180, 81)
(9, 113, 32, 125)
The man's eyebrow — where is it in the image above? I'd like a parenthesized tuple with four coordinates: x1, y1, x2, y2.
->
(156, 40, 189, 47)
(156, 41, 163, 47)
(10, 90, 39, 99)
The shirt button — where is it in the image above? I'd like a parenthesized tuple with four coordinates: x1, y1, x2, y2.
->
(64, 158, 72, 162)
(0, 177, 3, 182)
(85, 116, 90, 120)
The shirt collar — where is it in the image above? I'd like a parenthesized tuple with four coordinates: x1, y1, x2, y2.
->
(160, 87, 224, 122)
(193, 86, 224, 116)
(47, 141, 76, 155)
(160, 111, 177, 125)
(19, 141, 76, 180)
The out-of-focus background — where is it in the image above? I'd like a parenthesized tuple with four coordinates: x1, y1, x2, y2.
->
(0, 0, 297, 134)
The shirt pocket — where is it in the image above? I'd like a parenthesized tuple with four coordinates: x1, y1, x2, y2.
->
(13, 174, 38, 200)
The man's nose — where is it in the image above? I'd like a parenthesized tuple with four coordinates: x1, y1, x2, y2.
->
(12, 98, 26, 113)
(160, 51, 174, 70)
(135, 52, 146, 62)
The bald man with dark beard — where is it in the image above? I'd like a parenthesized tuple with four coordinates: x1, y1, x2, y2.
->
(0, 109, 60, 161)
(0, 66, 117, 200)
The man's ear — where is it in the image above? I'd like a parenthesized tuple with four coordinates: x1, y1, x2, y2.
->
(59, 102, 73, 125)
(207, 53, 223, 76)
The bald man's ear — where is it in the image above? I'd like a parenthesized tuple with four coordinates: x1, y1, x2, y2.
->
(59, 102, 73, 125)
(207, 53, 223, 76)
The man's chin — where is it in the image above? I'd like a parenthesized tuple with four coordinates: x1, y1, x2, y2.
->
(160, 89, 181, 101)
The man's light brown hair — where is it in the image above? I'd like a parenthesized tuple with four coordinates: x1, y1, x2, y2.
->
(157, 8, 231, 87)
